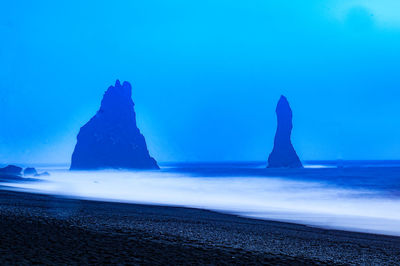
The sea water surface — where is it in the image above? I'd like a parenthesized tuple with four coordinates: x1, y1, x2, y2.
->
(2, 161, 400, 236)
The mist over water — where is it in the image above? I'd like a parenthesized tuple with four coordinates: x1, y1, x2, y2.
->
(4, 162, 400, 236)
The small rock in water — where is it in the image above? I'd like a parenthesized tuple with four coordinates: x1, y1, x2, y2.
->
(0, 165, 23, 176)
(24, 167, 38, 176)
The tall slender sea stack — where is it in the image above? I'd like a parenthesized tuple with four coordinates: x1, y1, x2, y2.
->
(267, 96, 302, 168)
(70, 80, 159, 170)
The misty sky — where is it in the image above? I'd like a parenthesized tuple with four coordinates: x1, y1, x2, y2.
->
(1, 0, 400, 164)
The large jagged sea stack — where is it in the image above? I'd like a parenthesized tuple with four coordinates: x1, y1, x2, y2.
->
(70, 80, 159, 170)
(267, 95, 302, 168)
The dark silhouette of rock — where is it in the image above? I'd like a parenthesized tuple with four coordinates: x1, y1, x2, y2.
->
(24, 167, 38, 176)
(0, 165, 22, 176)
(70, 80, 159, 170)
(267, 96, 302, 168)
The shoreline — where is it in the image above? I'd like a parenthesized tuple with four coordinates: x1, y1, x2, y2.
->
(0, 188, 399, 264)
(2, 169, 400, 238)
(2, 183, 400, 238)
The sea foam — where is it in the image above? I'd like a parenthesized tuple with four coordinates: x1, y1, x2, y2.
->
(4, 166, 400, 236)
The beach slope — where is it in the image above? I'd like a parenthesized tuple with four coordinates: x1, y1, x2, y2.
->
(0, 189, 399, 265)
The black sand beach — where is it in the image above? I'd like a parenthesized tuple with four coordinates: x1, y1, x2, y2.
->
(0, 189, 399, 265)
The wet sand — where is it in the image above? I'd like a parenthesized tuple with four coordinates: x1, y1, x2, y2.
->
(0, 189, 399, 265)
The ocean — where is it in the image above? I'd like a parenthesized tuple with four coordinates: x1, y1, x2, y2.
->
(3, 160, 400, 236)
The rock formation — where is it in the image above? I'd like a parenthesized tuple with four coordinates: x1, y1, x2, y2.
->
(0, 165, 22, 176)
(70, 80, 159, 170)
(267, 96, 302, 168)
(24, 167, 37, 176)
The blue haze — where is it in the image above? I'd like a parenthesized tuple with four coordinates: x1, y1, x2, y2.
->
(1, 0, 400, 164)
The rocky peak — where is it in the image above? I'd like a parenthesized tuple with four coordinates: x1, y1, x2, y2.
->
(70, 80, 159, 170)
(267, 95, 302, 168)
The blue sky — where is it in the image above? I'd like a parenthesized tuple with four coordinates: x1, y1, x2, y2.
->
(1, 0, 400, 164)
